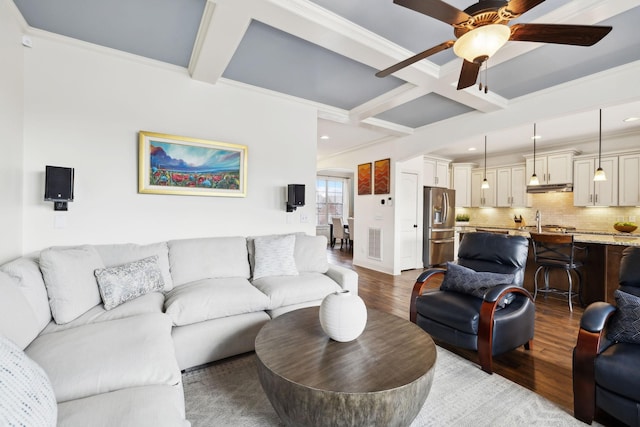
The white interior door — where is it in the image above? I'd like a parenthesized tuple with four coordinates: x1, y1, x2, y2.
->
(399, 172, 419, 270)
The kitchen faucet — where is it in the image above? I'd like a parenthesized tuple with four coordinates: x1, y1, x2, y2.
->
(535, 210, 541, 233)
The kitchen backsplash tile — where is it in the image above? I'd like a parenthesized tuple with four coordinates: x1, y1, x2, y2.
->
(456, 193, 640, 232)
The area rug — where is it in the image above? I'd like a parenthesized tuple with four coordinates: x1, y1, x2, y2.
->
(183, 346, 593, 426)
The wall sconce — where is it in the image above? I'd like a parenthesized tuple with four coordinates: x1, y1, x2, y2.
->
(44, 165, 74, 211)
(286, 184, 305, 212)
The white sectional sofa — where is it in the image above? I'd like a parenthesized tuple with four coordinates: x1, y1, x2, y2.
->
(0, 233, 357, 426)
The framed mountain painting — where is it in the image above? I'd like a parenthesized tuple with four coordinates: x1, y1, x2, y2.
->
(138, 131, 247, 197)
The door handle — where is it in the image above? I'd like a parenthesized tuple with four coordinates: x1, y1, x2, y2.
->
(413, 224, 418, 228)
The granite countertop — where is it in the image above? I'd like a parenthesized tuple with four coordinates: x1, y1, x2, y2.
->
(457, 225, 640, 247)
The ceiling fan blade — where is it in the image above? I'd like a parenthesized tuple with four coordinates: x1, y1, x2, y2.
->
(394, 0, 471, 26)
(510, 23, 612, 46)
(376, 41, 455, 78)
(504, 0, 545, 16)
(457, 60, 481, 90)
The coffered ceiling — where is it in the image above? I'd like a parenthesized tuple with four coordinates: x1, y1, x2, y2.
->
(11, 0, 640, 162)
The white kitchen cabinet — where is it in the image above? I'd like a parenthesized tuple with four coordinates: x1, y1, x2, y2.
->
(471, 169, 496, 207)
(573, 156, 618, 206)
(619, 153, 640, 206)
(496, 165, 527, 207)
(424, 156, 450, 188)
(452, 163, 475, 208)
(525, 151, 575, 185)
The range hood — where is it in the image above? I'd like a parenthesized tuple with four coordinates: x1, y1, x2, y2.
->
(526, 183, 573, 193)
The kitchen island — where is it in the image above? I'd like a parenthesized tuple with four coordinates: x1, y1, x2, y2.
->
(458, 226, 640, 305)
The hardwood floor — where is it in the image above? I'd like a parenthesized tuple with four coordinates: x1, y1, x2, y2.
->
(327, 246, 607, 422)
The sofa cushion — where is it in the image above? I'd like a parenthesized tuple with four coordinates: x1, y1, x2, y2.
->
(39, 246, 104, 325)
(607, 290, 640, 344)
(252, 272, 341, 309)
(168, 237, 250, 286)
(40, 292, 165, 335)
(94, 256, 165, 310)
(0, 271, 40, 349)
(253, 234, 298, 280)
(0, 254, 52, 331)
(440, 262, 515, 306)
(294, 234, 329, 273)
(0, 335, 57, 426)
(94, 242, 174, 291)
(164, 277, 270, 326)
(57, 385, 188, 427)
(25, 313, 180, 403)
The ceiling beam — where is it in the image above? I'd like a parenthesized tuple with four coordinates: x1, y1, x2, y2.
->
(189, 0, 252, 83)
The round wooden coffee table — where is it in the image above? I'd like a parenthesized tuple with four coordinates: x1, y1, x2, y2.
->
(255, 307, 436, 427)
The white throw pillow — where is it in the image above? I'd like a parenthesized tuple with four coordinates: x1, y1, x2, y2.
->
(94, 256, 165, 310)
(39, 246, 104, 325)
(0, 335, 57, 426)
(294, 234, 329, 273)
(252, 234, 299, 280)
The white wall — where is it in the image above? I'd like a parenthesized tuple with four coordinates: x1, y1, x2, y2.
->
(20, 33, 318, 252)
(344, 145, 398, 275)
(0, 0, 24, 263)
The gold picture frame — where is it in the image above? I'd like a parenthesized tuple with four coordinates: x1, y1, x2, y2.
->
(138, 131, 247, 197)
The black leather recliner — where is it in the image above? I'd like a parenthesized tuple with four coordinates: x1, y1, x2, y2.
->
(573, 246, 640, 426)
(410, 232, 535, 373)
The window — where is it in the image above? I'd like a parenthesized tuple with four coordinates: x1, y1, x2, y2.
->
(316, 177, 348, 225)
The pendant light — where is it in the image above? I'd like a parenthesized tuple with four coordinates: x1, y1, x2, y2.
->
(593, 109, 607, 181)
(529, 123, 540, 186)
(481, 136, 490, 189)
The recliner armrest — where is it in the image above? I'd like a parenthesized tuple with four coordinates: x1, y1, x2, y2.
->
(580, 301, 616, 333)
(415, 268, 446, 284)
(410, 268, 446, 323)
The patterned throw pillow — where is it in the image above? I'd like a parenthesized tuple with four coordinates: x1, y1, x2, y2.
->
(252, 234, 299, 280)
(607, 290, 640, 344)
(94, 256, 165, 310)
(0, 335, 57, 426)
(440, 262, 515, 304)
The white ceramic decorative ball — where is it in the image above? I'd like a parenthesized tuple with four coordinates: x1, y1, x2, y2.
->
(319, 290, 367, 342)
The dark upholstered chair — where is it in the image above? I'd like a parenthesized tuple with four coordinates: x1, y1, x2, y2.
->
(410, 232, 535, 374)
(573, 246, 640, 426)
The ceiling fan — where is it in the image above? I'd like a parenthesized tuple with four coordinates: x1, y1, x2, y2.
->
(376, 0, 612, 91)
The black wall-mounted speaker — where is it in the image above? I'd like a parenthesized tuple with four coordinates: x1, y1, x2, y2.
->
(44, 166, 74, 201)
(287, 184, 305, 207)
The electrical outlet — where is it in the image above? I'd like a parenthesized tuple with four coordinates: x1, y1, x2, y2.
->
(300, 212, 308, 223)
(616, 216, 624, 222)
(629, 216, 637, 223)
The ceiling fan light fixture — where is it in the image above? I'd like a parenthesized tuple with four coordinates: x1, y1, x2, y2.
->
(453, 24, 510, 63)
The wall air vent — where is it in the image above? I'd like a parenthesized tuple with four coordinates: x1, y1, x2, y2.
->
(368, 227, 382, 261)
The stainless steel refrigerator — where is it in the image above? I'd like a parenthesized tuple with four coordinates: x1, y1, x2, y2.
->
(423, 186, 456, 267)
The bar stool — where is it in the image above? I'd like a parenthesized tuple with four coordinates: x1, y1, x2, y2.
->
(530, 232, 584, 312)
